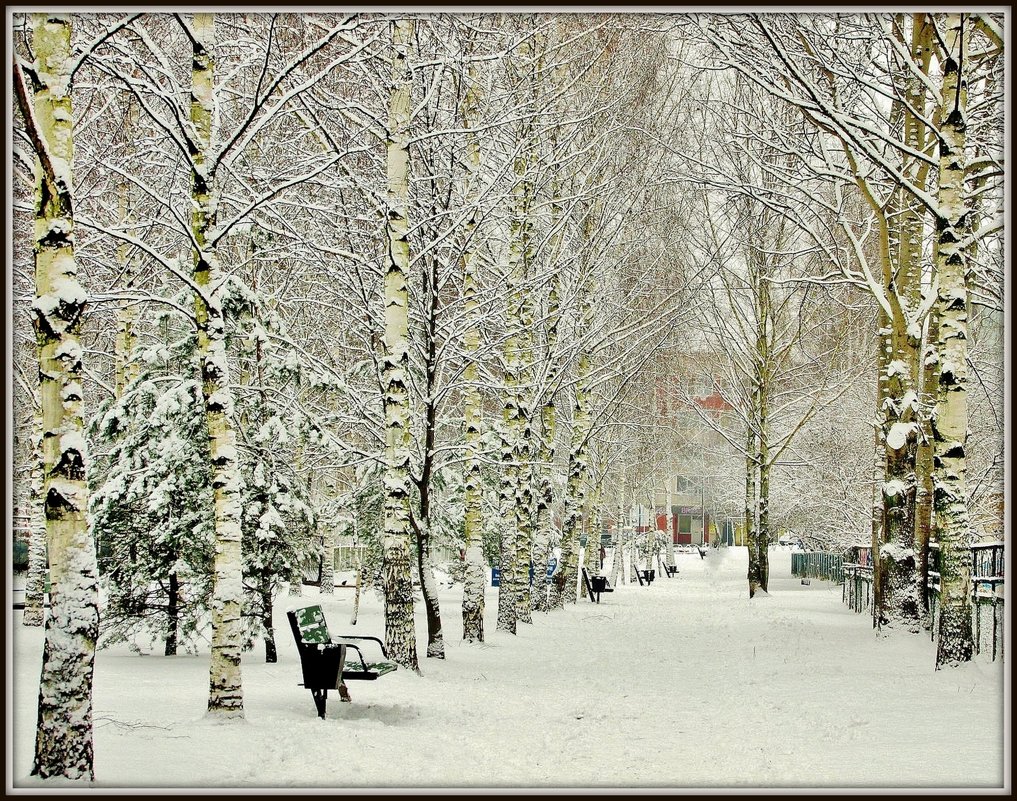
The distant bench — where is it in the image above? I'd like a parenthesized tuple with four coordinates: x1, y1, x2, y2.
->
(581, 567, 614, 603)
(635, 568, 655, 586)
(287, 604, 398, 719)
(662, 564, 678, 578)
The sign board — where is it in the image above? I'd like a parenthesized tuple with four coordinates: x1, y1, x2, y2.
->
(491, 567, 500, 587)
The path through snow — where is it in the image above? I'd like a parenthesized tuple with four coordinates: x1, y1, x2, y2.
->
(9, 547, 1006, 790)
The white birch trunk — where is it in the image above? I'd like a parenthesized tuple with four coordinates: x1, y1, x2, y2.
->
(24, 13, 100, 780)
(531, 395, 557, 614)
(553, 206, 598, 607)
(625, 532, 633, 581)
(113, 99, 139, 397)
(664, 486, 675, 569)
(189, 12, 245, 717)
(23, 402, 48, 627)
(755, 252, 771, 593)
(583, 479, 602, 584)
(495, 227, 526, 628)
(381, 17, 419, 671)
(553, 349, 591, 608)
(901, 20, 934, 607)
(531, 52, 566, 611)
(931, 13, 974, 667)
(496, 387, 522, 624)
(514, 430, 535, 624)
(745, 392, 760, 598)
(512, 271, 535, 625)
(610, 490, 625, 587)
(350, 563, 363, 626)
(870, 315, 890, 625)
(319, 528, 335, 595)
(460, 226, 486, 639)
(459, 65, 486, 642)
(875, 264, 921, 632)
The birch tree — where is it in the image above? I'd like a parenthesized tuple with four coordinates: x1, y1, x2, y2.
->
(380, 15, 420, 671)
(459, 59, 487, 642)
(494, 39, 537, 631)
(929, 13, 973, 667)
(693, 12, 1002, 636)
(71, 11, 378, 684)
(184, 11, 247, 716)
(15, 11, 101, 781)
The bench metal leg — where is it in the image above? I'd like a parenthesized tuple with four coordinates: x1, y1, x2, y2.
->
(311, 688, 328, 719)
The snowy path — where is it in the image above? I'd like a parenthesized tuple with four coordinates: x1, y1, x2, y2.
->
(10, 547, 1006, 790)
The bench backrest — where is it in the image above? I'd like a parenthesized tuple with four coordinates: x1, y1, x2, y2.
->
(291, 604, 331, 645)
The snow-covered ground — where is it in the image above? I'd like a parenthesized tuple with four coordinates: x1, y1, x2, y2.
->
(8, 547, 1008, 791)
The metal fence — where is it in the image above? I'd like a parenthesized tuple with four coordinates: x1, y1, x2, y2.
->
(926, 542, 1005, 662)
(799, 542, 1005, 662)
(791, 551, 844, 583)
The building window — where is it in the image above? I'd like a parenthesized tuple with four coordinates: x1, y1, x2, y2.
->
(676, 476, 693, 493)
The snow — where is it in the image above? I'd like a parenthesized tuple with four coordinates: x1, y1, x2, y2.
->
(42, 476, 87, 511)
(58, 431, 88, 465)
(204, 343, 229, 380)
(900, 390, 920, 413)
(257, 416, 289, 446)
(48, 155, 73, 193)
(60, 381, 82, 402)
(211, 442, 237, 465)
(883, 479, 907, 499)
(878, 543, 915, 563)
(886, 359, 908, 379)
(8, 548, 1006, 791)
(53, 339, 82, 366)
(886, 421, 916, 451)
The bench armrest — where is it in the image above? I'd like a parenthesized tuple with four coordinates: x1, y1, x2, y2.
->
(332, 634, 390, 660)
(332, 638, 398, 679)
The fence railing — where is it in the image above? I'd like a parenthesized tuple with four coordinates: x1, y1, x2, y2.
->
(791, 551, 844, 583)
(842, 563, 873, 613)
(797, 542, 1004, 662)
(926, 542, 1005, 662)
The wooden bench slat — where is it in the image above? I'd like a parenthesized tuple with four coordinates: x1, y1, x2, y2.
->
(293, 605, 331, 644)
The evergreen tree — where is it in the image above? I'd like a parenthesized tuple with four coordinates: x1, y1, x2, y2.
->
(222, 272, 317, 663)
(90, 324, 214, 656)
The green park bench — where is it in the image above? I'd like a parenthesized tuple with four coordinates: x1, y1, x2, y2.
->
(286, 604, 398, 719)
